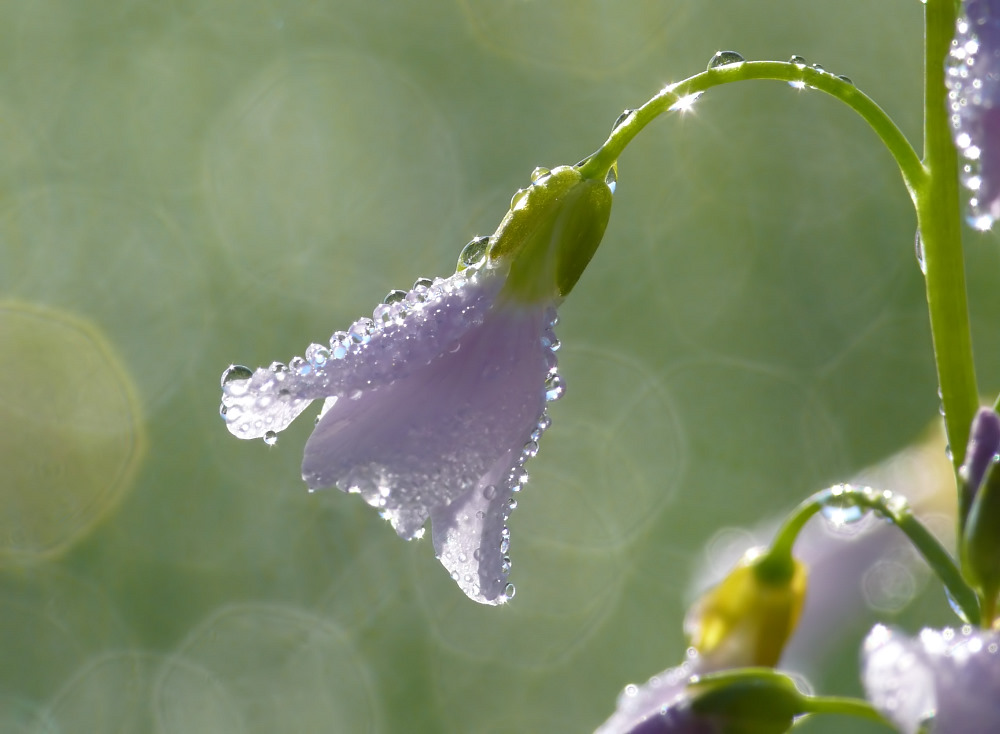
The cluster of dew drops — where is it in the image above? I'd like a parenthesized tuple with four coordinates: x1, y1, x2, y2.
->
(947, 11, 997, 231)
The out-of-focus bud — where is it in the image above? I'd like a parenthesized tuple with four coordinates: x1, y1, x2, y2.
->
(685, 549, 807, 671)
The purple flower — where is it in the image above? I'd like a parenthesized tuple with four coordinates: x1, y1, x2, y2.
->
(948, 1, 1000, 228)
(959, 407, 1000, 522)
(862, 624, 1000, 734)
(595, 662, 716, 734)
(220, 258, 562, 605)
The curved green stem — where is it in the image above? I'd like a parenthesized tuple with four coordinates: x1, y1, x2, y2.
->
(764, 485, 980, 626)
(921, 0, 979, 472)
(578, 61, 926, 204)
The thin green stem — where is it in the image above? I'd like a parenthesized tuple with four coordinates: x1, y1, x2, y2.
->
(921, 0, 979, 471)
(798, 696, 893, 728)
(578, 61, 926, 203)
(764, 485, 980, 626)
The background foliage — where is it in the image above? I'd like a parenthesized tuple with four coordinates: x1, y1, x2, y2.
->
(1, 0, 996, 731)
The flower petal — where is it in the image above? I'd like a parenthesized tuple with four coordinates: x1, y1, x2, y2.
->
(862, 624, 1000, 734)
(220, 268, 504, 440)
(301, 287, 558, 604)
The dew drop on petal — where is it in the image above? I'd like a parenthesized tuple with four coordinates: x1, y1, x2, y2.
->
(458, 236, 489, 270)
(263, 430, 278, 446)
(707, 50, 745, 70)
(503, 583, 515, 600)
(305, 343, 330, 367)
(221, 364, 253, 387)
(483, 484, 497, 500)
(383, 289, 407, 304)
(545, 373, 566, 401)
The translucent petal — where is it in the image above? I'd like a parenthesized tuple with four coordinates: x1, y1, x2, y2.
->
(862, 624, 1000, 734)
(301, 297, 553, 604)
(221, 268, 503, 440)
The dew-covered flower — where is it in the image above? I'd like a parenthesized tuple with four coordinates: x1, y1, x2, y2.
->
(219, 165, 613, 605)
(862, 624, 1000, 734)
(948, 1, 1000, 228)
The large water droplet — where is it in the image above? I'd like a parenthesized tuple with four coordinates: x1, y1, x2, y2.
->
(501, 556, 512, 574)
(348, 318, 375, 345)
(263, 430, 278, 446)
(810, 63, 826, 73)
(305, 343, 330, 367)
(483, 484, 497, 500)
(836, 75, 854, 85)
(510, 188, 529, 210)
(530, 166, 551, 183)
(605, 165, 617, 194)
(289, 355, 310, 376)
(820, 496, 868, 528)
(789, 55, 807, 66)
(707, 50, 745, 70)
(503, 583, 515, 600)
(384, 289, 407, 304)
(459, 236, 489, 270)
(545, 373, 566, 401)
(221, 364, 253, 387)
(610, 109, 634, 133)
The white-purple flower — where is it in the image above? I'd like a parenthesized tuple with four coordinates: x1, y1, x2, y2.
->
(862, 624, 1000, 734)
(220, 254, 562, 605)
(948, 0, 1000, 229)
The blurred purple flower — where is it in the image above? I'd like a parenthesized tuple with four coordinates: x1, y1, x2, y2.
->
(959, 407, 1000, 520)
(594, 661, 716, 734)
(862, 624, 1000, 734)
(219, 257, 562, 605)
(948, 0, 1000, 228)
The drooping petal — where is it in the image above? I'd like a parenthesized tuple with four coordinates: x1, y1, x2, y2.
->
(862, 624, 1000, 734)
(301, 280, 560, 604)
(595, 662, 715, 734)
(220, 267, 505, 440)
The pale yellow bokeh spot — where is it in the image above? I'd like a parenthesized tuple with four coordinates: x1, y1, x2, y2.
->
(0, 301, 144, 561)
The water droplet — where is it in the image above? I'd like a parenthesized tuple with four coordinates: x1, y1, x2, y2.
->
(507, 498, 517, 511)
(473, 548, 482, 560)
(373, 303, 393, 326)
(611, 109, 634, 133)
(289, 355, 310, 376)
(605, 165, 617, 194)
(459, 236, 489, 270)
(836, 75, 854, 85)
(329, 331, 349, 359)
(914, 229, 926, 274)
(530, 166, 551, 182)
(707, 50, 745, 70)
(789, 55, 807, 67)
(263, 430, 278, 446)
(522, 440, 539, 458)
(811, 63, 826, 73)
(348, 318, 375, 345)
(305, 343, 330, 367)
(483, 484, 497, 500)
(545, 373, 566, 401)
(475, 510, 485, 520)
(537, 412, 552, 433)
(500, 537, 510, 554)
(511, 188, 529, 210)
(221, 364, 253, 387)
(503, 583, 515, 600)
(820, 495, 867, 528)
(384, 289, 407, 304)
(501, 556, 512, 574)
(413, 277, 433, 290)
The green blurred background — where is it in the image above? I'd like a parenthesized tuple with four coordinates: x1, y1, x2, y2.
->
(1, 0, 998, 731)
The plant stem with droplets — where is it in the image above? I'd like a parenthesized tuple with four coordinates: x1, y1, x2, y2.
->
(578, 61, 926, 202)
(919, 0, 979, 472)
(762, 485, 980, 626)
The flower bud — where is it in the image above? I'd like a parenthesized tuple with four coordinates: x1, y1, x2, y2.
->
(960, 408, 1000, 614)
(685, 549, 807, 671)
(489, 165, 613, 303)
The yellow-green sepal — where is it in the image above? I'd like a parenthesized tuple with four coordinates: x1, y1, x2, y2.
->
(489, 165, 613, 304)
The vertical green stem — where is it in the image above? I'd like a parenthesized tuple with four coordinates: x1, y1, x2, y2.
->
(920, 0, 979, 470)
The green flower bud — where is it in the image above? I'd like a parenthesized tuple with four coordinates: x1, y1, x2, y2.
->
(689, 670, 803, 734)
(489, 165, 613, 304)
